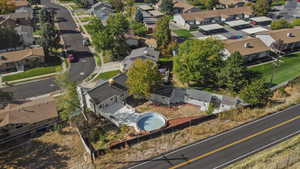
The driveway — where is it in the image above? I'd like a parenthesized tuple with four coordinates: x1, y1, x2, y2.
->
(3, 0, 95, 99)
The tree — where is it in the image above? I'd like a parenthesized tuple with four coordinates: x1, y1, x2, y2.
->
(92, 28, 114, 51)
(56, 72, 80, 121)
(218, 52, 250, 92)
(109, 0, 124, 12)
(85, 17, 104, 35)
(0, 89, 13, 105)
(292, 18, 300, 26)
(154, 16, 171, 49)
(252, 0, 270, 16)
(270, 39, 286, 55)
(271, 19, 293, 30)
(159, 0, 174, 15)
(202, 0, 218, 9)
(39, 8, 55, 24)
(0, 28, 21, 50)
(39, 23, 60, 58)
(126, 59, 162, 98)
(240, 79, 271, 106)
(0, 0, 15, 14)
(130, 21, 147, 36)
(134, 8, 144, 23)
(173, 39, 224, 86)
(107, 13, 129, 37)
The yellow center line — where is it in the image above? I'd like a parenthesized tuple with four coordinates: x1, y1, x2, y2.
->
(169, 114, 300, 169)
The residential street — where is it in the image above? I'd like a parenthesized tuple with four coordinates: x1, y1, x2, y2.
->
(126, 104, 300, 169)
(279, 0, 300, 20)
(2, 0, 95, 99)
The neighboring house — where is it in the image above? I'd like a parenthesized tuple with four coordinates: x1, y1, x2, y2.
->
(155, 0, 200, 13)
(120, 47, 160, 72)
(77, 73, 129, 118)
(14, 25, 34, 46)
(0, 12, 32, 27)
(256, 28, 300, 52)
(89, 1, 113, 25)
(9, 0, 29, 9)
(218, 0, 246, 8)
(223, 37, 271, 61)
(150, 86, 241, 113)
(173, 0, 200, 14)
(136, 4, 164, 32)
(0, 97, 58, 139)
(173, 6, 253, 30)
(0, 47, 45, 73)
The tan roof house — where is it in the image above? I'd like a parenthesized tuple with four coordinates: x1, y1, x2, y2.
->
(173, 6, 253, 29)
(223, 37, 271, 61)
(0, 97, 58, 138)
(256, 28, 300, 52)
(155, 0, 200, 13)
(0, 48, 45, 73)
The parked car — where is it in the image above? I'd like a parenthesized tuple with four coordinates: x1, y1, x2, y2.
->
(228, 35, 243, 39)
(67, 50, 77, 62)
(82, 38, 90, 47)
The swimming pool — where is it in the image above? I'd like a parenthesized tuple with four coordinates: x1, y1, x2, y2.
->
(136, 112, 167, 132)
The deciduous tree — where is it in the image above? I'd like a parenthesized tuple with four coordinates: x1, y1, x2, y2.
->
(218, 52, 250, 92)
(173, 39, 224, 86)
(159, 0, 174, 14)
(271, 19, 293, 30)
(154, 16, 171, 49)
(240, 79, 271, 106)
(0, 28, 21, 50)
(126, 59, 162, 98)
(252, 0, 270, 16)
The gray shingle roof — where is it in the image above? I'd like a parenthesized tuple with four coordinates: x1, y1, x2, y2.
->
(87, 74, 127, 104)
(185, 89, 212, 102)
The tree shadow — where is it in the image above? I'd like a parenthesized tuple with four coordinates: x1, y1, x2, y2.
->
(0, 140, 71, 169)
(107, 155, 188, 165)
(59, 29, 80, 34)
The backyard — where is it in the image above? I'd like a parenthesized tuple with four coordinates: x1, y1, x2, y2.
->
(173, 29, 194, 38)
(249, 53, 300, 86)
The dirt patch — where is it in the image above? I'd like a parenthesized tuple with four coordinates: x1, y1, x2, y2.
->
(135, 102, 205, 119)
(0, 127, 93, 169)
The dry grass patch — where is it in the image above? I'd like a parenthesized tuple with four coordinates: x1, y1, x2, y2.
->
(136, 102, 205, 119)
(0, 127, 93, 169)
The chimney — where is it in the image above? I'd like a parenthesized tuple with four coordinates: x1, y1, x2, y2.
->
(144, 50, 148, 55)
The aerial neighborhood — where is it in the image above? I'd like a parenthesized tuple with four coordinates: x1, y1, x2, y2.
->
(1, 0, 300, 168)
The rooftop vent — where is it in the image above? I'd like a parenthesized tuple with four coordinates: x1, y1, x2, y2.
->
(244, 42, 250, 48)
(108, 78, 115, 85)
(144, 50, 148, 55)
(0, 56, 6, 60)
(287, 33, 294, 37)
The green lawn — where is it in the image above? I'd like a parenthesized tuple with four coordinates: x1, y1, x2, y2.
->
(173, 29, 193, 38)
(79, 16, 93, 22)
(249, 53, 300, 85)
(271, 0, 286, 6)
(3, 65, 62, 82)
(94, 70, 121, 80)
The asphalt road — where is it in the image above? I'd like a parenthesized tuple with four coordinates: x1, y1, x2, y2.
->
(126, 104, 300, 169)
(2, 0, 95, 99)
(279, 0, 299, 20)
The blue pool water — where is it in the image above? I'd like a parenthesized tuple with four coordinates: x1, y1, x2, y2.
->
(137, 113, 166, 131)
